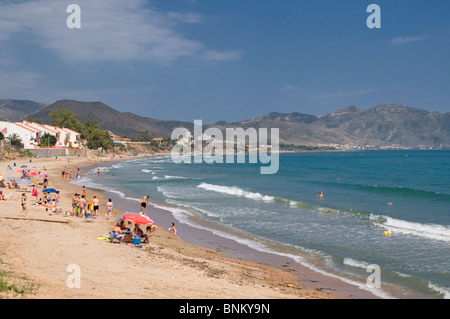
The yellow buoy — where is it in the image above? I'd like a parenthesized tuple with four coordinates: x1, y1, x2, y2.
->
(384, 231, 392, 236)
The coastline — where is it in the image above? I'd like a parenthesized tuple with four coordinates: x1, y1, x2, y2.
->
(77, 154, 382, 299)
(0, 154, 377, 299)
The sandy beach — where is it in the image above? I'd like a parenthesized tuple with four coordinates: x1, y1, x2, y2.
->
(0, 155, 375, 300)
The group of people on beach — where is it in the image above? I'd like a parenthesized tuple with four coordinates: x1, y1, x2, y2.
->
(2, 162, 180, 244)
(71, 189, 114, 220)
(62, 166, 80, 182)
(112, 220, 178, 244)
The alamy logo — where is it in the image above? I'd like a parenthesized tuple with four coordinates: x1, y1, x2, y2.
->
(66, 4, 81, 29)
(66, 264, 81, 289)
(366, 4, 381, 29)
(367, 264, 381, 289)
(171, 120, 279, 174)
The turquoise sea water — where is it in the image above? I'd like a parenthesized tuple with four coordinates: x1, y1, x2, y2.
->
(76, 150, 450, 299)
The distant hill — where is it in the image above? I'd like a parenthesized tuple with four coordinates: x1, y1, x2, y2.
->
(221, 103, 450, 148)
(3, 98, 448, 148)
(26, 99, 194, 139)
(0, 99, 47, 122)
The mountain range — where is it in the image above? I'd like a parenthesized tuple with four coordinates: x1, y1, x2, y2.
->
(0, 99, 449, 148)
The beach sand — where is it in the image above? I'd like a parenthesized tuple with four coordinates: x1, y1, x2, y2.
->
(0, 155, 375, 299)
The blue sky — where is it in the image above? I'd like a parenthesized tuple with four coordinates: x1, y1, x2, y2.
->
(0, 0, 449, 123)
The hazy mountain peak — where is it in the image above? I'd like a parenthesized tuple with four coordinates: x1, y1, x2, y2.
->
(373, 103, 416, 113)
(325, 105, 363, 117)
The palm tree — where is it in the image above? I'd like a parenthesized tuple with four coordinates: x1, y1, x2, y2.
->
(7, 133, 23, 148)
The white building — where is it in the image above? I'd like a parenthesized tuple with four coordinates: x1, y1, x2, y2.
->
(62, 127, 82, 147)
(0, 121, 40, 149)
(0, 121, 82, 149)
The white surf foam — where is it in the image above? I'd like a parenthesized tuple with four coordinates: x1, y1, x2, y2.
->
(197, 182, 274, 202)
(151, 201, 393, 299)
(370, 214, 450, 243)
(343, 257, 370, 269)
(428, 282, 450, 299)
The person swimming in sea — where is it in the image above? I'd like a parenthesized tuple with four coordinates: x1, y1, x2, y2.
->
(317, 191, 324, 199)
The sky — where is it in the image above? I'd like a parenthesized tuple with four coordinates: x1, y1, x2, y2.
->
(0, 0, 449, 123)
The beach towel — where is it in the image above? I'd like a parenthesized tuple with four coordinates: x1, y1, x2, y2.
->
(89, 198, 94, 211)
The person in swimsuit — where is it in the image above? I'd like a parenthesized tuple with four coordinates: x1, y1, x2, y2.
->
(79, 195, 86, 218)
(19, 193, 27, 218)
(112, 223, 125, 244)
(93, 196, 100, 218)
(134, 224, 149, 243)
(105, 198, 113, 220)
(72, 193, 79, 216)
(31, 185, 39, 201)
(169, 222, 179, 239)
(140, 195, 149, 214)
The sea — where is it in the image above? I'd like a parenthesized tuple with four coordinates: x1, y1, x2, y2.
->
(73, 150, 450, 299)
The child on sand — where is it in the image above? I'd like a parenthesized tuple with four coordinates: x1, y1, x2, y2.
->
(169, 223, 179, 239)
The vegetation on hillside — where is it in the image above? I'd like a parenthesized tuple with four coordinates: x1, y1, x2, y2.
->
(49, 108, 114, 150)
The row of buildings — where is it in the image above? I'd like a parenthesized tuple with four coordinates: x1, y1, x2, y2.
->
(0, 121, 82, 149)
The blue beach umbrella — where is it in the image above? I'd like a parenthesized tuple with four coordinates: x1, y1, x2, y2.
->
(43, 188, 58, 193)
(20, 165, 28, 168)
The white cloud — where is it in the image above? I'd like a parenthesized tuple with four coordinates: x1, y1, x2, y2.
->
(390, 35, 427, 45)
(0, 0, 242, 65)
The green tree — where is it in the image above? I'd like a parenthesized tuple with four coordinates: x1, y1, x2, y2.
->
(137, 130, 151, 141)
(85, 129, 114, 150)
(46, 108, 114, 150)
(38, 133, 57, 147)
(49, 108, 81, 131)
(80, 120, 100, 140)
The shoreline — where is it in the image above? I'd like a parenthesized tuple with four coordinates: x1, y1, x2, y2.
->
(78, 154, 382, 299)
(0, 154, 376, 299)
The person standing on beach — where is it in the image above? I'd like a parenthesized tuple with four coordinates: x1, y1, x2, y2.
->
(140, 195, 149, 215)
(31, 185, 39, 202)
(72, 193, 79, 216)
(82, 186, 87, 199)
(92, 196, 100, 218)
(19, 193, 27, 218)
(80, 195, 86, 218)
(105, 199, 113, 220)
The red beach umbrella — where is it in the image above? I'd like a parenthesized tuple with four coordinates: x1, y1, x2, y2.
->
(122, 213, 155, 225)
(26, 172, 39, 177)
